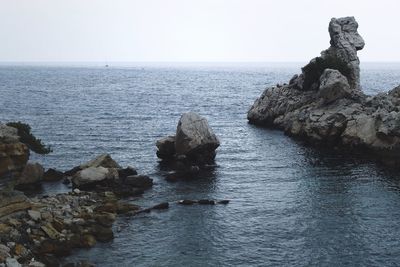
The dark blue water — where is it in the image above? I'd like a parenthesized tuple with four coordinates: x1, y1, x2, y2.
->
(1, 63, 400, 266)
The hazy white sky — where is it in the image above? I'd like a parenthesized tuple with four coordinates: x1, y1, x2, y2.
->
(1, 0, 399, 62)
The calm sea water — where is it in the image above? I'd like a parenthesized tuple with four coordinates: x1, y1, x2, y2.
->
(1, 63, 400, 266)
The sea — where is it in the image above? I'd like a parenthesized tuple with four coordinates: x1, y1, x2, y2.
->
(1, 62, 400, 266)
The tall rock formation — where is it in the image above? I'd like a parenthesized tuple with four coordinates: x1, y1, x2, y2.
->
(248, 17, 400, 165)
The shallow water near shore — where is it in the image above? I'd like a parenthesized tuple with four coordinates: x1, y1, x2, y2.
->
(1, 62, 400, 266)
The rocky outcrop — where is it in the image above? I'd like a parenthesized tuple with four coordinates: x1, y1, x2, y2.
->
(288, 16, 364, 91)
(0, 190, 140, 266)
(157, 112, 219, 166)
(156, 112, 220, 179)
(247, 17, 400, 164)
(0, 124, 29, 182)
(68, 154, 152, 197)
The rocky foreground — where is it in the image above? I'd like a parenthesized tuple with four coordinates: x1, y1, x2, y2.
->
(248, 17, 400, 164)
(0, 118, 226, 266)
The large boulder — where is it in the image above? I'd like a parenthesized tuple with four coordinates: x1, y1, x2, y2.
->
(0, 124, 29, 181)
(72, 167, 118, 189)
(175, 112, 220, 162)
(318, 69, 351, 104)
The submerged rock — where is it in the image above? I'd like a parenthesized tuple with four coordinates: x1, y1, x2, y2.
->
(247, 17, 400, 164)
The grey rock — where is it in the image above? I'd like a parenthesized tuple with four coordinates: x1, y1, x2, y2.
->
(156, 135, 176, 160)
(124, 175, 153, 189)
(175, 112, 220, 162)
(5, 258, 21, 267)
(80, 153, 121, 169)
(318, 69, 351, 104)
(247, 17, 400, 164)
(72, 166, 118, 189)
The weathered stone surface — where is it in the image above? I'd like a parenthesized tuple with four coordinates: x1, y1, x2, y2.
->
(175, 112, 220, 159)
(247, 17, 400, 164)
(65, 154, 121, 177)
(156, 136, 176, 160)
(318, 69, 351, 104)
(0, 192, 31, 218)
(289, 16, 364, 91)
(72, 167, 118, 189)
(124, 175, 153, 189)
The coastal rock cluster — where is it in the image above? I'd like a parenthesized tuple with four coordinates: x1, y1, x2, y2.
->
(248, 17, 400, 163)
(156, 112, 220, 177)
(0, 190, 140, 266)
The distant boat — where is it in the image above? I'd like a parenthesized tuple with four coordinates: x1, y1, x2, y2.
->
(105, 64, 109, 68)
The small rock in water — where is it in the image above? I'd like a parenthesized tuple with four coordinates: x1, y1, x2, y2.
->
(152, 202, 169, 210)
(218, 200, 230, 204)
(198, 199, 215, 205)
(178, 200, 197, 205)
(73, 188, 81, 194)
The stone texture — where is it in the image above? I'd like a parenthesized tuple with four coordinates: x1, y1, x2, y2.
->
(72, 166, 118, 189)
(318, 69, 351, 104)
(156, 136, 176, 160)
(175, 112, 220, 158)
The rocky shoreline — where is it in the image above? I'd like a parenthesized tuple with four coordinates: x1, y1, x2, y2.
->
(0, 112, 224, 266)
(248, 17, 400, 165)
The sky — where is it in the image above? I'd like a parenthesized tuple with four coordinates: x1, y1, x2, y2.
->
(0, 0, 399, 62)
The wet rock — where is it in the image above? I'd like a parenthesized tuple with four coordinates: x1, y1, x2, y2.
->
(117, 166, 137, 179)
(198, 199, 215, 205)
(156, 136, 176, 160)
(217, 200, 230, 204)
(91, 225, 113, 242)
(80, 234, 96, 248)
(178, 200, 197, 205)
(43, 168, 64, 182)
(124, 175, 153, 189)
(152, 202, 169, 210)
